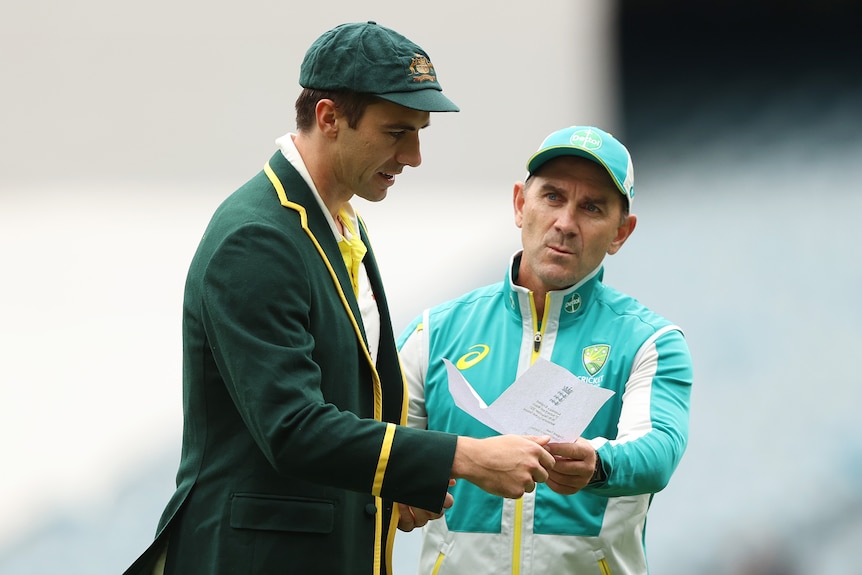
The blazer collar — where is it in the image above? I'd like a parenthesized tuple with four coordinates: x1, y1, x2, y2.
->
(264, 151, 367, 338)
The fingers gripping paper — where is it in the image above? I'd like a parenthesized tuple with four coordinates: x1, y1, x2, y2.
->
(443, 358, 614, 442)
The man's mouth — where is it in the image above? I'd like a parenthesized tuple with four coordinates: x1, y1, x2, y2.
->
(547, 244, 574, 255)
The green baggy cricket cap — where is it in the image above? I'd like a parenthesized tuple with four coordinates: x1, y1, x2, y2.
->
(526, 126, 635, 208)
(299, 21, 459, 113)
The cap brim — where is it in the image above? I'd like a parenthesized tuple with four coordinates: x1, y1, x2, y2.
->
(528, 147, 599, 175)
(528, 147, 631, 206)
(377, 90, 460, 112)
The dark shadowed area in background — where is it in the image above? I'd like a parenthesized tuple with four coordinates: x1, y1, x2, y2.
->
(615, 1, 862, 573)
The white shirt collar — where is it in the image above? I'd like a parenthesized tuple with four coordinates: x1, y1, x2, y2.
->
(275, 132, 345, 238)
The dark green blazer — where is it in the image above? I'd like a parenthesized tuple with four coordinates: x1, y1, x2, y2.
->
(124, 151, 458, 575)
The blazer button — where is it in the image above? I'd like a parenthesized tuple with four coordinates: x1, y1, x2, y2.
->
(365, 503, 377, 516)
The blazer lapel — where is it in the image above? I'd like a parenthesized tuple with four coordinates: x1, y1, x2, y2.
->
(263, 152, 368, 348)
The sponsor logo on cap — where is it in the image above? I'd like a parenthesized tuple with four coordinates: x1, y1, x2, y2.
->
(570, 128, 603, 151)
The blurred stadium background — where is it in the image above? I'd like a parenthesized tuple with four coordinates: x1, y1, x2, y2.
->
(1, 1, 860, 573)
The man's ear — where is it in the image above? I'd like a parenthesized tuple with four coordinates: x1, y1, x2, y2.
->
(315, 99, 339, 137)
(513, 181, 526, 229)
(607, 214, 637, 255)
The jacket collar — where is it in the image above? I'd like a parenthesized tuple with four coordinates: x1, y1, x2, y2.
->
(504, 251, 604, 326)
(263, 151, 366, 337)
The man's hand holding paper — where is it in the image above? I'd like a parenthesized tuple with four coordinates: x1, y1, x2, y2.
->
(443, 357, 614, 442)
(544, 440, 599, 495)
(443, 357, 614, 496)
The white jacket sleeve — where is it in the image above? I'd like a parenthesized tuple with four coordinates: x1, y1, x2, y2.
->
(397, 309, 431, 430)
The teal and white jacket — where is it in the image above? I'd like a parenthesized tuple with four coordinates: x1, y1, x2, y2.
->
(397, 252, 693, 575)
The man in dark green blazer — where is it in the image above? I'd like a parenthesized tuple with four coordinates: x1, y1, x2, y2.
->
(123, 21, 555, 575)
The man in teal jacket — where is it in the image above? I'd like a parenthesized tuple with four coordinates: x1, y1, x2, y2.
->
(123, 22, 555, 575)
(398, 126, 693, 574)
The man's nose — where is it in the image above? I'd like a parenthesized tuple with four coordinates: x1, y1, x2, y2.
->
(396, 134, 422, 168)
(554, 208, 578, 233)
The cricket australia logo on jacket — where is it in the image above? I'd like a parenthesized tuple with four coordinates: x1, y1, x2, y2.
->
(399, 252, 692, 575)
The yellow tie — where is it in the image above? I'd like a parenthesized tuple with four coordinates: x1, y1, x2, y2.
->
(337, 209, 367, 297)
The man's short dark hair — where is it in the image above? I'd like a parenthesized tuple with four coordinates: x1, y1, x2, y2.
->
(295, 89, 382, 131)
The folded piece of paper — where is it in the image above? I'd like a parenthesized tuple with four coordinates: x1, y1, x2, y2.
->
(443, 357, 614, 442)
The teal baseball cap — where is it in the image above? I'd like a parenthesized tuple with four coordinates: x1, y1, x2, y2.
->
(299, 21, 459, 113)
(526, 126, 635, 207)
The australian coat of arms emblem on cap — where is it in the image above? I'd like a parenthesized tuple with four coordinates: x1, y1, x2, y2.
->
(409, 54, 436, 83)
